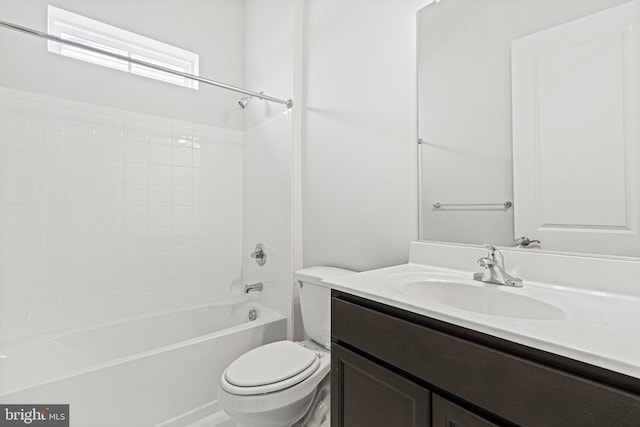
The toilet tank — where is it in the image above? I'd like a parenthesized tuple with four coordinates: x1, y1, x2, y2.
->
(295, 266, 355, 349)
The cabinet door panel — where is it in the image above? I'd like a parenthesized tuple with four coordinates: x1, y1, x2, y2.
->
(432, 394, 498, 427)
(331, 343, 430, 427)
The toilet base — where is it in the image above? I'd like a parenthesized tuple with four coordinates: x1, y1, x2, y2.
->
(293, 374, 330, 427)
(234, 375, 329, 427)
(218, 341, 331, 427)
(221, 387, 317, 427)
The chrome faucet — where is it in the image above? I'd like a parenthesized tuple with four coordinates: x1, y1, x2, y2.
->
(243, 282, 264, 293)
(473, 245, 523, 287)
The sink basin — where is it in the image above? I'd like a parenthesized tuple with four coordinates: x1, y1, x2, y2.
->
(397, 280, 566, 320)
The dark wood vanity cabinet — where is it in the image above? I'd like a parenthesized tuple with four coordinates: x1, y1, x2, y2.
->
(331, 290, 640, 427)
(332, 343, 431, 427)
(431, 394, 498, 427)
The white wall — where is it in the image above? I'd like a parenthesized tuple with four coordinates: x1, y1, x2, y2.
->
(242, 0, 299, 338)
(242, 0, 426, 336)
(302, 0, 428, 271)
(0, 0, 244, 129)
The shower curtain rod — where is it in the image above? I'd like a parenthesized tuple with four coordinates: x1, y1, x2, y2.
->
(0, 19, 294, 109)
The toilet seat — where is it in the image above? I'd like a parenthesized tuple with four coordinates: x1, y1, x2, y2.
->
(221, 341, 320, 396)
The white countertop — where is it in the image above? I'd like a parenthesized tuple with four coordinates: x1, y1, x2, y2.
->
(324, 243, 640, 380)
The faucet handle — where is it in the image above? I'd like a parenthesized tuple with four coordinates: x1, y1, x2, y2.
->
(482, 244, 498, 261)
(478, 257, 496, 268)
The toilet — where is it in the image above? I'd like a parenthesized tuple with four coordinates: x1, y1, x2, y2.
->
(218, 266, 354, 427)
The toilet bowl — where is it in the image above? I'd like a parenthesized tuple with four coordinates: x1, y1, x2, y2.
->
(218, 266, 354, 427)
(218, 340, 330, 426)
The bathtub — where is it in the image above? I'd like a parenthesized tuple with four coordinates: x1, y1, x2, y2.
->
(0, 300, 286, 427)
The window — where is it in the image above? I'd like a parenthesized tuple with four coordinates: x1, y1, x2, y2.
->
(47, 6, 200, 89)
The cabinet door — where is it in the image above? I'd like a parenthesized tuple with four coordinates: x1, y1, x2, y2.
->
(331, 343, 430, 427)
(432, 394, 498, 427)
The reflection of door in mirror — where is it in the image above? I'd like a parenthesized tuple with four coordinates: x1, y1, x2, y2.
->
(418, 0, 635, 256)
(512, 1, 640, 257)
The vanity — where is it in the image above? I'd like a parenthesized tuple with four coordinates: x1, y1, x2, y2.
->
(376, 0, 640, 423)
(325, 242, 640, 427)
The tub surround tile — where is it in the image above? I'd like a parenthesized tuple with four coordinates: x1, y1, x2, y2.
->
(94, 159, 123, 183)
(0, 86, 244, 347)
(242, 113, 294, 329)
(148, 143, 172, 165)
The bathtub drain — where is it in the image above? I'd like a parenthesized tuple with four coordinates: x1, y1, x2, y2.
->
(248, 309, 258, 321)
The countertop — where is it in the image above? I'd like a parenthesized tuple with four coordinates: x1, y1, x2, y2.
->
(324, 262, 640, 380)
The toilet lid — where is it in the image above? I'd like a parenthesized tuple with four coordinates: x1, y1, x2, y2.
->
(224, 341, 318, 388)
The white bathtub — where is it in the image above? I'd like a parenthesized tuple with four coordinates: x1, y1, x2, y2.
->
(0, 300, 286, 427)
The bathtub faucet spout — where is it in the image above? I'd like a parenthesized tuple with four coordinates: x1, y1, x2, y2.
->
(243, 282, 263, 293)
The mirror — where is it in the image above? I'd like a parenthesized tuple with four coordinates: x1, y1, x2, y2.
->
(418, 0, 640, 257)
